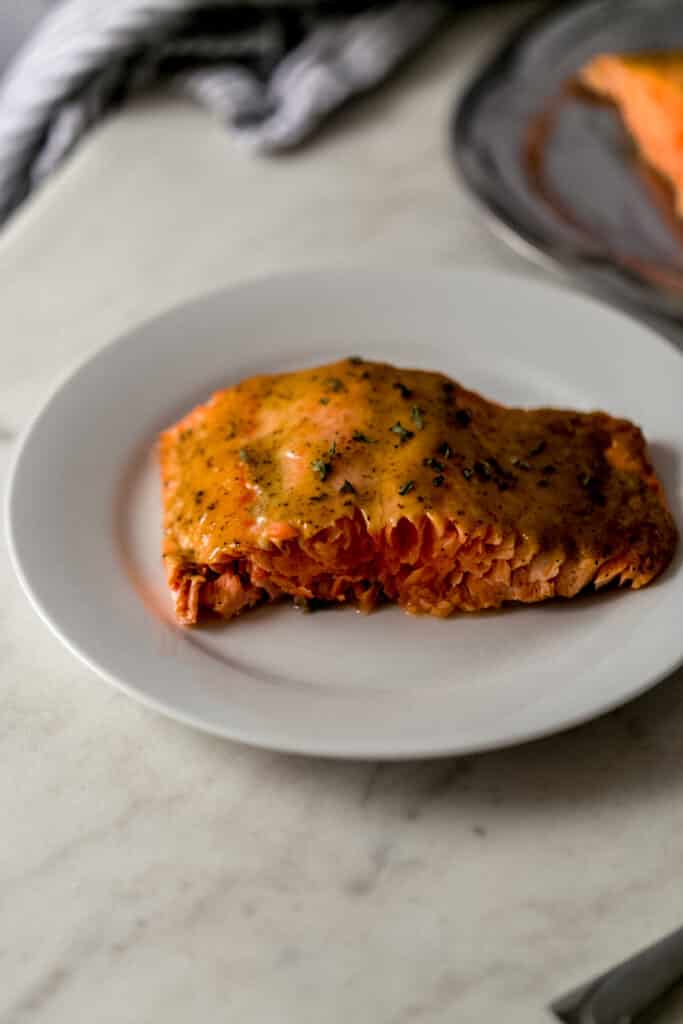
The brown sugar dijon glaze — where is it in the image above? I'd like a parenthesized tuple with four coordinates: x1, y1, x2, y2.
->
(159, 358, 677, 625)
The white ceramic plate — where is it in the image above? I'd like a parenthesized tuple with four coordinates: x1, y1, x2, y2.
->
(6, 270, 683, 758)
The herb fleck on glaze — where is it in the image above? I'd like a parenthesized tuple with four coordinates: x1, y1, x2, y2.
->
(390, 422, 414, 444)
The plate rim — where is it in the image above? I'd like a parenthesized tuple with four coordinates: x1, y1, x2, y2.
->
(5, 266, 683, 759)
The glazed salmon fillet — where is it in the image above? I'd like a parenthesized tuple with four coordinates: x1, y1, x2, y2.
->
(159, 358, 677, 625)
(580, 52, 683, 216)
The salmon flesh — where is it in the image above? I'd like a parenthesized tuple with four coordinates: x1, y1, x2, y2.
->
(160, 358, 677, 625)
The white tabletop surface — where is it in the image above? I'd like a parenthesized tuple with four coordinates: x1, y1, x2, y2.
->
(2, 6, 683, 1023)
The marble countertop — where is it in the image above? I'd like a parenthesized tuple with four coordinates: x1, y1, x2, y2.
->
(2, 5, 683, 1022)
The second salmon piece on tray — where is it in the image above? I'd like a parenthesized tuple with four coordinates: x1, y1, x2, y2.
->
(159, 358, 677, 626)
(580, 51, 683, 218)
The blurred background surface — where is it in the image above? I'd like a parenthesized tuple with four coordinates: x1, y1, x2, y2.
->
(0, 3, 51, 71)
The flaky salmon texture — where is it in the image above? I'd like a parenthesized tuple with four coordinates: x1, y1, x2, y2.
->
(159, 358, 677, 626)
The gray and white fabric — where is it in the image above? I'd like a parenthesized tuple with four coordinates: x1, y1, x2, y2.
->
(0, 0, 450, 227)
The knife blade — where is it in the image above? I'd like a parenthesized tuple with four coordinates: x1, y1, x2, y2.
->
(552, 925, 683, 1023)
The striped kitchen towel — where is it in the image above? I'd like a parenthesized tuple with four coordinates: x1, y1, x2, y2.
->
(0, 0, 450, 227)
